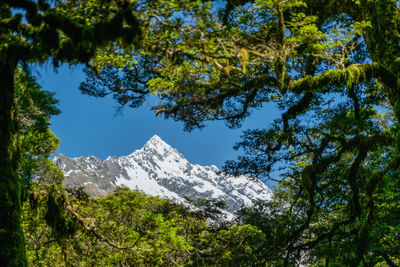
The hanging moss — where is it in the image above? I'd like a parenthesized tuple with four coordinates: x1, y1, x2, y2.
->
(45, 192, 78, 241)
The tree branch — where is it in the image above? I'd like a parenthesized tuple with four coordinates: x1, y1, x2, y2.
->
(287, 63, 397, 94)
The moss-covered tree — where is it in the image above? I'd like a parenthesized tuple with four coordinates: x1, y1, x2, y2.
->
(0, 1, 141, 265)
(74, 0, 400, 265)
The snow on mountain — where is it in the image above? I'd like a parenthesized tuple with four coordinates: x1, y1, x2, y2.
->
(54, 135, 273, 217)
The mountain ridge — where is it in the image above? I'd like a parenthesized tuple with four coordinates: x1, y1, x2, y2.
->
(54, 135, 272, 217)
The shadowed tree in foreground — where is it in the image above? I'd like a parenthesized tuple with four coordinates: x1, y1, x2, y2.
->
(0, 1, 141, 265)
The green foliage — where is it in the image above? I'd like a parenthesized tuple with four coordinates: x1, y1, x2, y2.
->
(1, 0, 142, 263)
(76, 0, 400, 265)
(191, 224, 269, 266)
(23, 186, 273, 266)
(0, 66, 62, 266)
(14, 67, 62, 188)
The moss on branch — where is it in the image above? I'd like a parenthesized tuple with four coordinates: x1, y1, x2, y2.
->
(288, 63, 397, 94)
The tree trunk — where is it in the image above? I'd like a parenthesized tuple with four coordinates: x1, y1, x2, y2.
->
(0, 63, 26, 266)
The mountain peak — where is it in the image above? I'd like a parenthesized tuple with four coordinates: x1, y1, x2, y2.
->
(136, 135, 181, 158)
(148, 134, 164, 144)
(55, 135, 273, 217)
(143, 135, 169, 149)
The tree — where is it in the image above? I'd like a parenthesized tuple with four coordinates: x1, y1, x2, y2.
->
(14, 66, 62, 187)
(23, 185, 276, 266)
(0, 1, 141, 265)
(23, 186, 197, 265)
(76, 0, 400, 265)
(14, 66, 67, 266)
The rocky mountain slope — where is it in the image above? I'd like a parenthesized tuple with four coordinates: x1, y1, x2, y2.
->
(54, 135, 272, 217)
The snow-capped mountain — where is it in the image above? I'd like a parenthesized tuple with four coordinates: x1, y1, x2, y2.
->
(54, 135, 272, 216)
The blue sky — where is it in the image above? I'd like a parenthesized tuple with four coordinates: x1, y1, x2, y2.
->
(37, 64, 279, 172)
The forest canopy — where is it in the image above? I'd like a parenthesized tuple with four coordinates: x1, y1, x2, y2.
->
(77, 0, 400, 265)
(1, 0, 400, 266)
